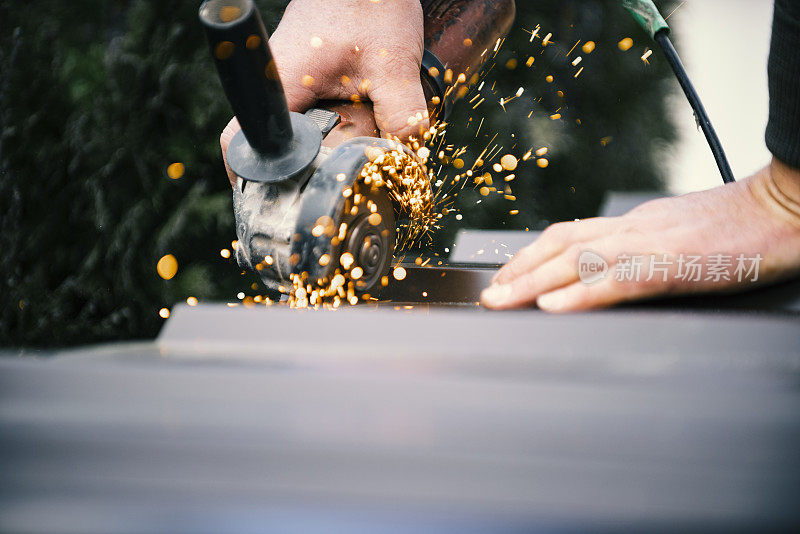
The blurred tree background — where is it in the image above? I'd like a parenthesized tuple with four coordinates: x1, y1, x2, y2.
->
(0, 0, 675, 347)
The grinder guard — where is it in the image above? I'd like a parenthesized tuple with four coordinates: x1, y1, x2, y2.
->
(233, 138, 402, 294)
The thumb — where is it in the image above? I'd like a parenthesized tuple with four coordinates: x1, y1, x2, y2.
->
(368, 63, 430, 141)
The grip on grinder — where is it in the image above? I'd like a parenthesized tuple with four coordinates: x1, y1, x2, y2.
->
(199, 0, 321, 183)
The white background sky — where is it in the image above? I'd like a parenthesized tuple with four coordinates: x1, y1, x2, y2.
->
(665, 0, 773, 193)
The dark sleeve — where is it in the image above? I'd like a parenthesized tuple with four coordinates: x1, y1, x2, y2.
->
(765, 0, 800, 169)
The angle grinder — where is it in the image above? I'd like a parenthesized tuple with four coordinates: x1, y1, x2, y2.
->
(200, 0, 514, 296)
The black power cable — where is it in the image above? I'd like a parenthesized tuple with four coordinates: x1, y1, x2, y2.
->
(654, 30, 736, 184)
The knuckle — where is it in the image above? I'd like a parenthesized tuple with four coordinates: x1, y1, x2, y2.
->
(540, 222, 570, 242)
(611, 220, 642, 236)
(563, 242, 585, 261)
(511, 273, 539, 299)
(377, 47, 422, 74)
(506, 259, 529, 278)
(517, 241, 539, 260)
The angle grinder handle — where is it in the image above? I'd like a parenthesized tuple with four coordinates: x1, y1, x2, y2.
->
(200, 0, 295, 157)
(317, 0, 515, 147)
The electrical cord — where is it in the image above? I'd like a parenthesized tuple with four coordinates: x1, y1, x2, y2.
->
(620, 0, 735, 184)
(654, 30, 736, 183)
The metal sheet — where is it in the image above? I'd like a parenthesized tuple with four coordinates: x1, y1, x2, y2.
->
(2, 304, 800, 532)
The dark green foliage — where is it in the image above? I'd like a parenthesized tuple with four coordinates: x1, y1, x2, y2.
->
(1, 0, 285, 347)
(1, 0, 675, 347)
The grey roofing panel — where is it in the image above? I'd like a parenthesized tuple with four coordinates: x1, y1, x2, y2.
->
(2, 304, 800, 532)
(155, 304, 800, 371)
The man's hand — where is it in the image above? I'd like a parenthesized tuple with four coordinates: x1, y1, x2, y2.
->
(221, 0, 428, 185)
(481, 159, 800, 312)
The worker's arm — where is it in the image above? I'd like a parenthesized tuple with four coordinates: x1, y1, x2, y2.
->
(220, 0, 428, 186)
(482, 0, 800, 311)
